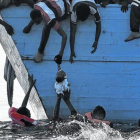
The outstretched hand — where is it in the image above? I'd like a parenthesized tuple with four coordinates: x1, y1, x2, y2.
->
(28, 75, 36, 88)
(69, 52, 76, 64)
(91, 42, 97, 54)
(121, 0, 128, 13)
(54, 54, 62, 64)
(23, 26, 31, 34)
(4, 23, 14, 35)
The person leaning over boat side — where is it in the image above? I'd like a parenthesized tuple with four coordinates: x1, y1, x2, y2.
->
(69, 0, 101, 63)
(125, 0, 140, 42)
(53, 64, 77, 120)
(0, 0, 38, 35)
(23, 0, 70, 63)
(9, 75, 38, 127)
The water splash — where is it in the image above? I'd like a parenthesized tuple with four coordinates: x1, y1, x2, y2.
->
(0, 117, 140, 140)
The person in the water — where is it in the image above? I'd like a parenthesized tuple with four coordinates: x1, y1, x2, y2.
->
(53, 64, 77, 120)
(85, 105, 113, 127)
(8, 75, 38, 127)
(125, 0, 140, 42)
(69, 0, 101, 63)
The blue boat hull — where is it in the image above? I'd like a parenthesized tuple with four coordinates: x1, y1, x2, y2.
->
(1, 4, 140, 122)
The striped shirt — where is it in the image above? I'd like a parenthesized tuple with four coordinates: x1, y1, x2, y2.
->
(131, 0, 140, 6)
(34, 1, 69, 30)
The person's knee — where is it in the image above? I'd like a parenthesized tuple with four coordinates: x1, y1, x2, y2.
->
(63, 32, 67, 40)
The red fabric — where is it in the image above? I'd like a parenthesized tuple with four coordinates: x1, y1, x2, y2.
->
(9, 107, 18, 114)
(8, 107, 37, 126)
(85, 112, 92, 120)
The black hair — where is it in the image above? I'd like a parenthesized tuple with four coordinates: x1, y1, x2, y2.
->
(76, 4, 90, 21)
(56, 77, 64, 83)
(17, 107, 31, 118)
(30, 9, 42, 20)
(92, 106, 106, 120)
(56, 70, 66, 83)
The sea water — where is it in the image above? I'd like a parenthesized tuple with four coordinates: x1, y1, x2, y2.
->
(0, 46, 140, 140)
(0, 118, 140, 140)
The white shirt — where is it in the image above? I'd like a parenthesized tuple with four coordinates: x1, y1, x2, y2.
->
(54, 78, 70, 94)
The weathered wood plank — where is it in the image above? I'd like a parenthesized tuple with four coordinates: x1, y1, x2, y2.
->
(0, 15, 47, 120)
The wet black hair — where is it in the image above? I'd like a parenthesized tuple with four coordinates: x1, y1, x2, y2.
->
(76, 4, 90, 21)
(30, 9, 42, 20)
(92, 105, 106, 120)
(17, 107, 31, 118)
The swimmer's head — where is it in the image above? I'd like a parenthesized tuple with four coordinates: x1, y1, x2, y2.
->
(92, 105, 106, 120)
(17, 107, 31, 118)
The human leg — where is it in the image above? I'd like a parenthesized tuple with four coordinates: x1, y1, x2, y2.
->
(125, 4, 140, 42)
(63, 91, 77, 115)
(34, 24, 51, 62)
(53, 94, 62, 120)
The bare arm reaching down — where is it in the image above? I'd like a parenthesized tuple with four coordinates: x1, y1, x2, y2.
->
(69, 21, 77, 63)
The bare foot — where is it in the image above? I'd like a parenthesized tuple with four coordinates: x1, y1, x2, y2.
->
(125, 32, 140, 42)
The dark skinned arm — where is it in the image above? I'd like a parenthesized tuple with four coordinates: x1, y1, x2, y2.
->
(0, 19, 14, 35)
(69, 22, 77, 63)
(121, 0, 128, 13)
(91, 21, 101, 53)
(0, 1, 14, 35)
(54, 26, 67, 64)
(56, 26, 67, 56)
(21, 75, 36, 107)
(91, 11, 101, 54)
(23, 20, 35, 33)
(22, 0, 36, 33)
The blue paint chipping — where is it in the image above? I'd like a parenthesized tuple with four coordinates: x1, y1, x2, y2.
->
(1, 4, 140, 122)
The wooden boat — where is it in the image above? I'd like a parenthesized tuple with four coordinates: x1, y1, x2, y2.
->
(1, 4, 140, 122)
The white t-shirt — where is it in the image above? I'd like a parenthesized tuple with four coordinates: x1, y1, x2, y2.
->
(54, 78, 70, 94)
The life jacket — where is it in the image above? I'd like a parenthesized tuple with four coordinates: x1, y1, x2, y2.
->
(85, 112, 111, 126)
(9, 107, 38, 126)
